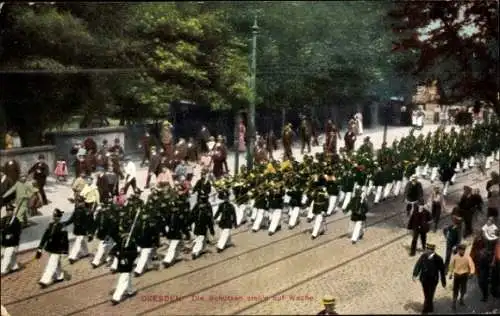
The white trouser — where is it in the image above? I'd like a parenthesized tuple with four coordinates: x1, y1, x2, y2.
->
(339, 191, 345, 203)
(351, 221, 364, 242)
(485, 156, 493, 169)
(112, 272, 135, 302)
(393, 180, 403, 196)
(1, 246, 19, 275)
(462, 158, 469, 170)
(40, 253, 64, 285)
(327, 196, 338, 215)
(495, 150, 499, 160)
(250, 208, 257, 221)
(284, 195, 291, 204)
(311, 214, 324, 238)
(443, 181, 450, 196)
(134, 248, 153, 274)
(455, 162, 461, 172)
(92, 240, 113, 266)
(69, 235, 89, 261)
(268, 209, 282, 233)
(301, 194, 308, 205)
(341, 192, 352, 210)
(358, 121, 364, 134)
(163, 240, 180, 264)
(217, 229, 231, 250)
(422, 164, 429, 177)
(383, 182, 393, 199)
(192, 235, 205, 256)
(469, 156, 475, 167)
(236, 204, 247, 226)
(367, 180, 374, 196)
(451, 173, 457, 183)
(415, 166, 422, 177)
(430, 167, 438, 182)
(111, 257, 119, 271)
(374, 186, 383, 204)
(288, 206, 300, 228)
(306, 202, 314, 220)
(252, 209, 267, 231)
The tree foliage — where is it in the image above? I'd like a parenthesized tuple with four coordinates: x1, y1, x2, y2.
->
(389, 1, 499, 113)
(3, 1, 470, 147)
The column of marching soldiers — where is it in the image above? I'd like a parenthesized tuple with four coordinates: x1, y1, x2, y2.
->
(1, 120, 499, 306)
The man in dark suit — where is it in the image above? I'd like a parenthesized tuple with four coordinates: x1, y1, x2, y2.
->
(408, 202, 432, 256)
(412, 243, 447, 314)
(28, 154, 50, 205)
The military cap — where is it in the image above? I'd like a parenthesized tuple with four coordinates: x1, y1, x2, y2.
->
(53, 208, 64, 218)
(457, 244, 466, 250)
(322, 295, 336, 305)
(426, 243, 436, 251)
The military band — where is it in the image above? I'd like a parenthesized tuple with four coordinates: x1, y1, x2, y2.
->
(1, 119, 499, 306)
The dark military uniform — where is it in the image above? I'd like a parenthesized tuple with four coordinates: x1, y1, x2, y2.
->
(64, 204, 93, 263)
(111, 236, 138, 305)
(0, 210, 22, 275)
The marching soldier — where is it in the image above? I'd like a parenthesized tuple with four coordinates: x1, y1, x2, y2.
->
(162, 195, 189, 267)
(36, 208, 70, 288)
(287, 180, 304, 229)
(267, 181, 285, 236)
(1, 205, 22, 275)
(214, 189, 237, 252)
(65, 197, 94, 264)
(252, 183, 270, 232)
(134, 211, 160, 276)
(191, 196, 215, 260)
(311, 177, 328, 239)
(110, 232, 138, 305)
(346, 188, 368, 244)
(91, 201, 115, 268)
(27, 154, 50, 205)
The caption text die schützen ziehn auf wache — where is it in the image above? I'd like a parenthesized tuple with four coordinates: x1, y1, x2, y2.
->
(141, 294, 314, 302)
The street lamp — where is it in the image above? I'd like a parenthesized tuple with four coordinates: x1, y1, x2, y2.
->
(382, 103, 391, 144)
(246, 15, 258, 170)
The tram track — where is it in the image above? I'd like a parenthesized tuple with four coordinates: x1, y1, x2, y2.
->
(131, 174, 490, 316)
(1, 166, 490, 315)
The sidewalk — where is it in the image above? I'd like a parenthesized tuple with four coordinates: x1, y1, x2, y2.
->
(2, 124, 442, 254)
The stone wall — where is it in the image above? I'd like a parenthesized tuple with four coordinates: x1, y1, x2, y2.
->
(0, 145, 56, 174)
(44, 126, 126, 161)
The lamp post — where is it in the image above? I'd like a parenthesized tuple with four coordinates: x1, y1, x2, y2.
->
(246, 15, 258, 170)
(382, 104, 390, 144)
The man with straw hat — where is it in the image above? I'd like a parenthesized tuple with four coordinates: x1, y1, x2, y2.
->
(317, 295, 338, 315)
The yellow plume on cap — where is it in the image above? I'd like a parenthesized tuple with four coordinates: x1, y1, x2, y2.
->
(264, 163, 276, 174)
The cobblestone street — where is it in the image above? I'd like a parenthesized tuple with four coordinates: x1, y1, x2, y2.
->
(1, 160, 497, 315)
